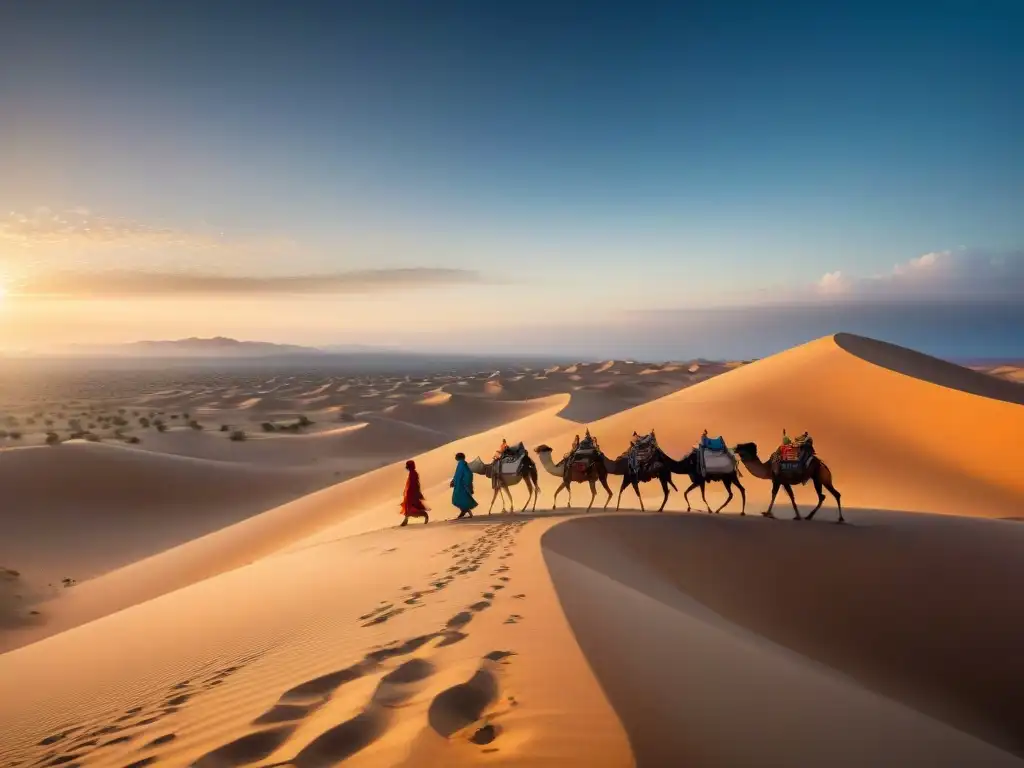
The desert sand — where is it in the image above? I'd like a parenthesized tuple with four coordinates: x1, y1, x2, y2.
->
(1, 333, 1022, 767)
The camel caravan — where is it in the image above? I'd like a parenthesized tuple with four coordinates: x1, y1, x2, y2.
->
(458, 428, 844, 523)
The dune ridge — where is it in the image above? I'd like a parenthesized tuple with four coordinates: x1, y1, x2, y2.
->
(2, 333, 1023, 766)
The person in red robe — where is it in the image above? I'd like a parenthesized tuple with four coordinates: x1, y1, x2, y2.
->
(399, 459, 429, 526)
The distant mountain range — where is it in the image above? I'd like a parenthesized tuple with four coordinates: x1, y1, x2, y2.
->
(54, 337, 328, 358)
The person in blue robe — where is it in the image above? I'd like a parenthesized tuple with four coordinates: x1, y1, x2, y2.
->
(451, 452, 478, 519)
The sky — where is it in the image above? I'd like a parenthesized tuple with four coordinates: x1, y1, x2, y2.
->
(1, 1, 1022, 359)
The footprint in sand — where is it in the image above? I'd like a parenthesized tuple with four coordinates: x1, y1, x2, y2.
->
(361, 607, 405, 627)
(239, 659, 437, 768)
(504, 615, 523, 625)
(427, 663, 501, 738)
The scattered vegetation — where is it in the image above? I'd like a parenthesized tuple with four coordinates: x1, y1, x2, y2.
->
(156, 423, 168, 433)
(188, 419, 203, 430)
(262, 422, 277, 432)
(45, 432, 61, 446)
(125, 436, 142, 444)
(139, 417, 151, 428)
(8, 431, 22, 440)
(220, 424, 231, 432)
(229, 430, 247, 442)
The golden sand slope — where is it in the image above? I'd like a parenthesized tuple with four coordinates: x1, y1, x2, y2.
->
(1, 334, 1023, 766)
(543, 511, 1024, 765)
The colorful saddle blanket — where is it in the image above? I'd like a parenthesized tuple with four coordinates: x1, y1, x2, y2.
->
(779, 444, 801, 462)
(701, 435, 727, 452)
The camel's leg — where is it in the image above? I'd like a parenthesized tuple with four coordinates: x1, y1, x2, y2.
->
(552, 481, 566, 509)
(700, 482, 712, 514)
(806, 476, 826, 520)
(600, 473, 613, 509)
(616, 475, 630, 511)
(808, 465, 844, 523)
(713, 479, 734, 514)
(783, 483, 801, 520)
(488, 485, 499, 514)
(586, 478, 597, 512)
(503, 483, 514, 514)
(530, 476, 539, 513)
(764, 479, 781, 518)
(683, 481, 699, 512)
(735, 477, 747, 515)
(657, 476, 670, 513)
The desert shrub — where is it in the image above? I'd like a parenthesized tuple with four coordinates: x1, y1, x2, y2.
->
(25, 417, 36, 426)
(118, 408, 126, 415)
(171, 414, 180, 420)
(189, 420, 203, 430)
(183, 412, 190, 420)
(9, 431, 22, 439)
(112, 416, 128, 427)
(88, 422, 97, 430)
(61, 577, 76, 588)
(45, 432, 60, 446)
(44, 419, 54, 427)
(125, 435, 141, 444)
(139, 417, 151, 428)
(229, 430, 247, 442)
(156, 423, 168, 433)
(220, 424, 230, 432)
(297, 415, 313, 427)
(261, 422, 277, 432)
(83, 432, 100, 442)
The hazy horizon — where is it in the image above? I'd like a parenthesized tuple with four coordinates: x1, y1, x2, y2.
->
(2, 2, 1022, 359)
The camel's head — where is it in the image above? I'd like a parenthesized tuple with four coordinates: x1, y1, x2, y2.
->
(733, 442, 758, 459)
(534, 444, 552, 454)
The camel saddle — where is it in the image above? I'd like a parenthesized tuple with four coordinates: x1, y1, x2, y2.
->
(773, 439, 814, 474)
(624, 434, 661, 475)
(494, 442, 528, 475)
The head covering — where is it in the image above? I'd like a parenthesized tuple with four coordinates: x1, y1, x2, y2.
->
(455, 452, 466, 461)
(405, 460, 416, 470)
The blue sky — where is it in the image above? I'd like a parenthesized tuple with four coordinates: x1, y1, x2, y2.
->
(1, 1, 1022, 358)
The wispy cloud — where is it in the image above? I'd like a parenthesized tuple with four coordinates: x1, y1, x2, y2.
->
(0, 207, 226, 250)
(813, 247, 1024, 302)
(16, 268, 483, 297)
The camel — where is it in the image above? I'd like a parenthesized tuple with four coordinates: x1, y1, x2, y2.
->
(732, 442, 844, 523)
(535, 444, 613, 511)
(675, 449, 747, 515)
(466, 452, 541, 514)
(602, 432, 679, 512)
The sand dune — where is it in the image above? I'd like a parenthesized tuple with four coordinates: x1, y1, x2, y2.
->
(0, 442, 313, 587)
(2, 333, 1023, 766)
